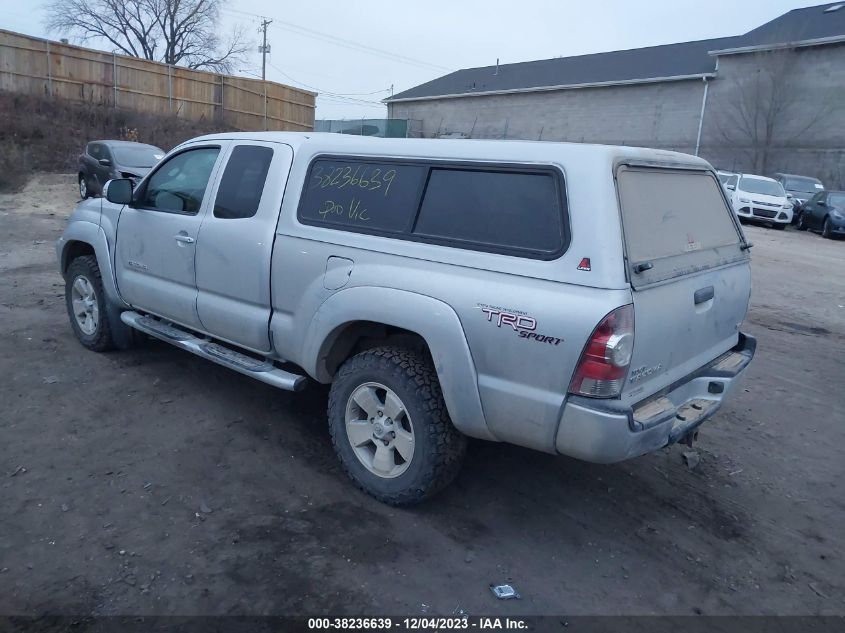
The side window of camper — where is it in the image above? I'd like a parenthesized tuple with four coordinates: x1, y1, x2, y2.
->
(298, 158, 427, 233)
(297, 156, 568, 260)
(414, 167, 564, 257)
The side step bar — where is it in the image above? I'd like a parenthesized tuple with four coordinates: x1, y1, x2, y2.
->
(120, 311, 307, 392)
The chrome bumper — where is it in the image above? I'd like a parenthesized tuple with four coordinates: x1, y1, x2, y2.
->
(555, 333, 756, 463)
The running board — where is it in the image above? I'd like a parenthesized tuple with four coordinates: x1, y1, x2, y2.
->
(120, 311, 307, 392)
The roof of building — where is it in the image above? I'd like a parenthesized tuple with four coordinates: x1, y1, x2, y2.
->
(711, 2, 845, 53)
(387, 3, 845, 102)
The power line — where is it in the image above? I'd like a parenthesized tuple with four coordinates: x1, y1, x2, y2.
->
(266, 61, 388, 103)
(221, 7, 452, 73)
(317, 98, 386, 110)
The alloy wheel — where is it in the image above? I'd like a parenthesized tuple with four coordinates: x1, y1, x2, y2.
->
(345, 382, 415, 479)
(71, 275, 99, 335)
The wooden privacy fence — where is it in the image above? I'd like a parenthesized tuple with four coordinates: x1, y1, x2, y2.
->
(0, 29, 315, 131)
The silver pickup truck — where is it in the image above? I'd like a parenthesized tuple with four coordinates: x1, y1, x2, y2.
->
(57, 133, 755, 505)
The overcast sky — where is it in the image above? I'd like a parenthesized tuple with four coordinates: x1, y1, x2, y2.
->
(0, 1, 827, 120)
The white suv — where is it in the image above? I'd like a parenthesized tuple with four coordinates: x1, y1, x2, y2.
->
(727, 174, 793, 229)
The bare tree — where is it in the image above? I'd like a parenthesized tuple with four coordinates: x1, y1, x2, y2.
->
(714, 47, 836, 174)
(45, 0, 250, 73)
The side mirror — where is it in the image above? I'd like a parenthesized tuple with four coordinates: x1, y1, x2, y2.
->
(786, 193, 794, 199)
(105, 178, 133, 205)
(818, 199, 827, 207)
(727, 184, 736, 191)
(99, 158, 112, 166)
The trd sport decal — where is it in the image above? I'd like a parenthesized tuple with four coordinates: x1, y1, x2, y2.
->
(478, 304, 563, 346)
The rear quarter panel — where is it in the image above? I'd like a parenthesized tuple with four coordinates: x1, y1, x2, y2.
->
(270, 140, 634, 452)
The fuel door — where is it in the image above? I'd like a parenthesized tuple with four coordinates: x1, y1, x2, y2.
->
(323, 256, 354, 290)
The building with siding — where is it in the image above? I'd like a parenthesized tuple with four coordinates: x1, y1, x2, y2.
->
(386, 3, 845, 186)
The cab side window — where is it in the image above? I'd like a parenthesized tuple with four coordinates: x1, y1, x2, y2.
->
(137, 147, 220, 214)
(213, 145, 274, 219)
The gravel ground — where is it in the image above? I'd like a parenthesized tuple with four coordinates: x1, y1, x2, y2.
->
(1, 174, 843, 616)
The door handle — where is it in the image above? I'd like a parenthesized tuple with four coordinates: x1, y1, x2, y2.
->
(694, 286, 715, 304)
(174, 234, 195, 244)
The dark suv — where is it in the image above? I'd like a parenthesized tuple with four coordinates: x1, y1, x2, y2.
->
(78, 141, 164, 199)
(772, 173, 825, 222)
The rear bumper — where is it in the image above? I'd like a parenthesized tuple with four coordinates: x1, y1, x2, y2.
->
(555, 332, 756, 463)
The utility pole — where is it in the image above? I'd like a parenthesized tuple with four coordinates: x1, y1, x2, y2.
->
(259, 18, 272, 80)
(258, 18, 272, 130)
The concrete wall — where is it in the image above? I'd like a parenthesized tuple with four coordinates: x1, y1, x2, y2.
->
(388, 79, 707, 153)
(389, 43, 845, 187)
(699, 43, 845, 187)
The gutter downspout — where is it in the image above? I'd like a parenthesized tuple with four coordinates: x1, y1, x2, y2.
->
(695, 76, 709, 157)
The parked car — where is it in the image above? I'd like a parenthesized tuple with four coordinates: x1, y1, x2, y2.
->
(56, 134, 756, 504)
(728, 174, 793, 229)
(78, 140, 164, 199)
(717, 170, 739, 196)
(796, 190, 845, 238)
(772, 172, 825, 221)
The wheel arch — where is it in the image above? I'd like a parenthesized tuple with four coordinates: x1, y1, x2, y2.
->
(61, 240, 95, 274)
(302, 287, 496, 441)
(58, 221, 124, 308)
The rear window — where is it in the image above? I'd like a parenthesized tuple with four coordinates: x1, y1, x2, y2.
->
(298, 157, 567, 259)
(617, 168, 744, 285)
(784, 177, 823, 193)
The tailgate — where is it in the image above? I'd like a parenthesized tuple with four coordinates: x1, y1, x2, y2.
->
(616, 166, 751, 401)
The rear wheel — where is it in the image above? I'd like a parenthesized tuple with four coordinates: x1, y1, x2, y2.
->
(328, 346, 466, 505)
(65, 256, 116, 352)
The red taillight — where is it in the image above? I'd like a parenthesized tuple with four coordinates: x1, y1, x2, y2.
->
(569, 304, 634, 398)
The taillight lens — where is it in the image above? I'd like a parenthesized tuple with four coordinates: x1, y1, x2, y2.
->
(569, 304, 634, 398)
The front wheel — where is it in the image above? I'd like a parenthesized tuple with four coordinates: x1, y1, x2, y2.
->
(79, 174, 90, 199)
(822, 218, 833, 239)
(796, 213, 808, 231)
(65, 256, 117, 351)
(328, 347, 467, 505)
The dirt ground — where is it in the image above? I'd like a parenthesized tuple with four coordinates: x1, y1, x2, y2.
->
(1, 174, 843, 617)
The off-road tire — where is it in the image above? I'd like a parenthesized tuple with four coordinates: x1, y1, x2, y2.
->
(65, 256, 116, 352)
(328, 346, 467, 505)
